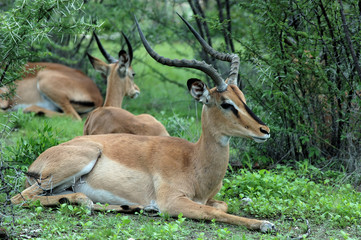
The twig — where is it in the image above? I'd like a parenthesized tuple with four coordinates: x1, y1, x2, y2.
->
(0, 62, 10, 84)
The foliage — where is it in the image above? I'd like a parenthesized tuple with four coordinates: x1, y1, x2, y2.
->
(221, 166, 361, 228)
(1, 110, 83, 168)
(0, 111, 83, 238)
(235, 0, 361, 169)
(0, 0, 97, 94)
(162, 114, 199, 141)
(6, 122, 60, 166)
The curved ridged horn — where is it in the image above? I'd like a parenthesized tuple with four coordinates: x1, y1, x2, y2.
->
(121, 32, 133, 65)
(134, 16, 227, 92)
(93, 32, 118, 63)
(177, 13, 240, 86)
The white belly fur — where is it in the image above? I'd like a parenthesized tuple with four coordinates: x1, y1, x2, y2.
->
(12, 100, 59, 112)
(74, 181, 138, 205)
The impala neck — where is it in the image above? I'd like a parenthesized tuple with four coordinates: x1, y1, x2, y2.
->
(103, 71, 125, 108)
(195, 105, 230, 184)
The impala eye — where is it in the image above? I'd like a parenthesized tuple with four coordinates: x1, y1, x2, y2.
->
(221, 102, 238, 117)
(221, 103, 233, 109)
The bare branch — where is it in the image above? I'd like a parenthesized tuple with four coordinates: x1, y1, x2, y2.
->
(338, 0, 361, 81)
(0, 63, 10, 85)
(225, 0, 234, 52)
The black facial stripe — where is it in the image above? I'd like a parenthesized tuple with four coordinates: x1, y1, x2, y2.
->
(242, 100, 265, 125)
(230, 105, 238, 117)
(228, 85, 266, 125)
(221, 103, 239, 117)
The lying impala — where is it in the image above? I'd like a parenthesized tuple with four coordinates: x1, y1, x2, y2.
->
(11, 15, 275, 232)
(0, 62, 103, 120)
(83, 32, 169, 136)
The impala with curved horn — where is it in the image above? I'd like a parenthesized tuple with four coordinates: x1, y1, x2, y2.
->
(0, 62, 103, 120)
(83, 32, 169, 136)
(11, 15, 274, 232)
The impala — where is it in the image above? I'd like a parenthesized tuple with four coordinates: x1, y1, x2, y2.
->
(11, 15, 274, 232)
(83, 32, 169, 136)
(0, 62, 103, 120)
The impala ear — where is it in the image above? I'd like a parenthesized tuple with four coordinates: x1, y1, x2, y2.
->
(87, 53, 109, 75)
(117, 50, 129, 78)
(187, 78, 211, 104)
(118, 50, 128, 62)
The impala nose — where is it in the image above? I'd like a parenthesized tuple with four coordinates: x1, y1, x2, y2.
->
(260, 126, 270, 135)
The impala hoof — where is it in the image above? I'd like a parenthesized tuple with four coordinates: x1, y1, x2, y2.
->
(260, 221, 276, 233)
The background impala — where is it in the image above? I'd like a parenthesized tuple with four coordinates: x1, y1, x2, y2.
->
(0, 62, 103, 120)
(83, 32, 169, 136)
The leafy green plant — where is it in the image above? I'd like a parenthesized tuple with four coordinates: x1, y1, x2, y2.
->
(220, 166, 361, 228)
(0, 0, 98, 90)
(58, 203, 91, 217)
(238, 0, 361, 170)
(5, 121, 60, 166)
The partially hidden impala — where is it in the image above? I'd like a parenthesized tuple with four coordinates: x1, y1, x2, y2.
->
(83, 32, 169, 136)
(0, 62, 103, 120)
(11, 15, 275, 232)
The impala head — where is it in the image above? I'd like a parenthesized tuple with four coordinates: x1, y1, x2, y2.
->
(87, 32, 140, 99)
(135, 14, 270, 143)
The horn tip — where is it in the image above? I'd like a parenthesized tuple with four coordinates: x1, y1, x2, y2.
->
(86, 53, 95, 64)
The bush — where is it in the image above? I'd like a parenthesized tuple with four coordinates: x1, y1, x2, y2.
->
(5, 122, 60, 167)
(236, 1, 361, 172)
(220, 166, 361, 227)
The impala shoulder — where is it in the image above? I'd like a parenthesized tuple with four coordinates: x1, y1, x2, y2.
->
(100, 107, 134, 118)
(136, 113, 157, 121)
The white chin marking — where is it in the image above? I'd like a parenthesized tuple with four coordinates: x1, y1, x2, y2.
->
(252, 133, 270, 143)
(252, 137, 267, 143)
